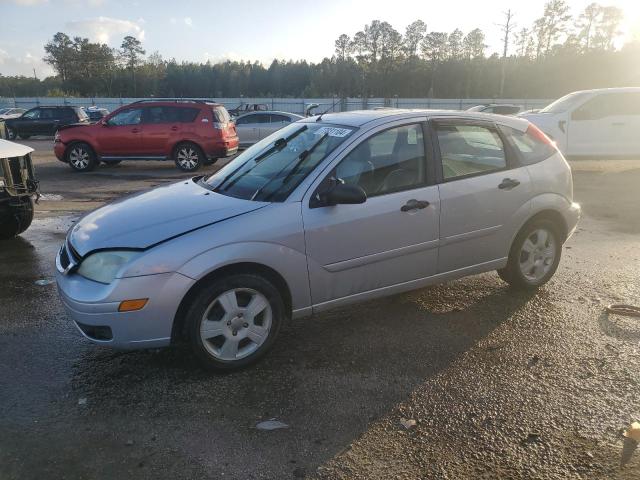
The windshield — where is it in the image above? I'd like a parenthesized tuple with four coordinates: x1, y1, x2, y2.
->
(0, 108, 9, 115)
(466, 105, 487, 112)
(206, 122, 355, 202)
(539, 91, 591, 113)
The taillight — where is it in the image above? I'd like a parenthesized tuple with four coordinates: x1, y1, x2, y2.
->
(527, 123, 557, 149)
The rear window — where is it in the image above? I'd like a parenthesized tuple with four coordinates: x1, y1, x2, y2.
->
(500, 125, 555, 165)
(212, 106, 231, 123)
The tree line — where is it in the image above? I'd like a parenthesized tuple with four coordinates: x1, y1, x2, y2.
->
(0, 1, 638, 100)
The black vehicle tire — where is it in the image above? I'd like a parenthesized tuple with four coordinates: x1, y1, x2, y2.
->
(0, 197, 34, 239)
(102, 160, 122, 166)
(498, 219, 562, 290)
(174, 142, 204, 172)
(66, 142, 97, 172)
(18, 134, 31, 140)
(5, 127, 17, 140)
(185, 273, 285, 371)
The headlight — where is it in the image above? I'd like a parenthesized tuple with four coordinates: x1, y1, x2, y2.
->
(77, 250, 139, 284)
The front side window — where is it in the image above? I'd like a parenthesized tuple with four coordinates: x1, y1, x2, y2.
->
(270, 114, 291, 123)
(335, 124, 426, 196)
(205, 123, 355, 202)
(235, 115, 258, 126)
(436, 123, 506, 180)
(23, 109, 40, 119)
(108, 108, 143, 126)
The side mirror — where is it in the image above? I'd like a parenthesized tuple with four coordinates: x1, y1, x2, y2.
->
(323, 183, 367, 206)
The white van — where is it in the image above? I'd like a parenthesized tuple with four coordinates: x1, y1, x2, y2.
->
(520, 87, 640, 157)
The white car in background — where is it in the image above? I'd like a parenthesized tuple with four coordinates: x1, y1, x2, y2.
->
(235, 111, 303, 147)
(520, 87, 640, 157)
(0, 108, 27, 120)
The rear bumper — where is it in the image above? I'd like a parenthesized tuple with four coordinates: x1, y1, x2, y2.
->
(203, 137, 239, 159)
(563, 202, 581, 240)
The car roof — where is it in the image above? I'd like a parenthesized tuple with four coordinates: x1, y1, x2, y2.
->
(236, 110, 303, 118)
(126, 100, 222, 108)
(567, 87, 640, 95)
(0, 139, 34, 157)
(301, 109, 529, 131)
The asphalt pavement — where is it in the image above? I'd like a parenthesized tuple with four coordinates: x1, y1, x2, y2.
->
(1, 139, 639, 479)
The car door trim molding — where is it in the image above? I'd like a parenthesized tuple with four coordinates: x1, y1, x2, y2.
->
(323, 237, 439, 273)
(439, 224, 502, 247)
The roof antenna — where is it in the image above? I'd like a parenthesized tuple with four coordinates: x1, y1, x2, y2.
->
(316, 97, 342, 122)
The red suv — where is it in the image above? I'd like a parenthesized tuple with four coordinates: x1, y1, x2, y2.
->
(54, 100, 238, 172)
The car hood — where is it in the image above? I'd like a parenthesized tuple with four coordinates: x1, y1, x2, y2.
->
(57, 122, 91, 131)
(68, 179, 267, 256)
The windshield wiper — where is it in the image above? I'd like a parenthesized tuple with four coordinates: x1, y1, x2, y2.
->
(253, 133, 329, 202)
(215, 125, 308, 192)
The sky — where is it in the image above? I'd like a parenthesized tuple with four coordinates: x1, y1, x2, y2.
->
(1, 0, 640, 78)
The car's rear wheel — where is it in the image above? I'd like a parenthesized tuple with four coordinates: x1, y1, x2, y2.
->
(498, 219, 562, 289)
(19, 134, 31, 140)
(0, 197, 34, 239)
(67, 143, 97, 172)
(185, 273, 285, 371)
(174, 143, 204, 172)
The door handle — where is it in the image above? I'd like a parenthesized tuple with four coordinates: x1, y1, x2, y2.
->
(131, 128, 140, 133)
(401, 199, 430, 212)
(498, 178, 520, 190)
(170, 126, 179, 131)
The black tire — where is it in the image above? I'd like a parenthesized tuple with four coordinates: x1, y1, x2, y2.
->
(5, 127, 17, 141)
(174, 142, 204, 172)
(185, 273, 285, 371)
(18, 134, 31, 140)
(498, 219, 562, 290)
(102, 160, 122, 166)
(66, 142, 97, 172)
(0, 197, 35, 239)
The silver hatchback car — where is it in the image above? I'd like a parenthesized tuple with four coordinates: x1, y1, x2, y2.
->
(56, 109, 580, 370)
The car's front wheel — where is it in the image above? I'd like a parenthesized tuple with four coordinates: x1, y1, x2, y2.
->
(185, 274, 285, 371)
(174, 142, 204, 172)
(498, 219, 562, 289)
(67, 143, 97, 172)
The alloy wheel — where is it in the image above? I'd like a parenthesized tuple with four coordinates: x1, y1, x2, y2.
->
(518, 228, 556, 282)
(199, 288, 272, 361)
(176, 147, 200, 170)
(69, 146, 90, 170)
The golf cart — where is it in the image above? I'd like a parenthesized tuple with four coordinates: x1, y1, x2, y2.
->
(0, 139, 38, 239)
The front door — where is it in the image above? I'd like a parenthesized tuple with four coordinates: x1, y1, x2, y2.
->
(302, 122, 440, 308)
(97, 107, 144, 156)
(433, 119, 532, 273)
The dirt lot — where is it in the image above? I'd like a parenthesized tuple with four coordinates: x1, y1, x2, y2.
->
(1, 139, 639, 479)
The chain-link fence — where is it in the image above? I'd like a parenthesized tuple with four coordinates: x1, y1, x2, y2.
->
(0, 96, 552, 115)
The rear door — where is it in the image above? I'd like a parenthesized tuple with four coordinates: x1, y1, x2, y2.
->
(141, 106, 177, 156)
(97, 107, 144, 156)
(434, 119, 532, 273)
(235, 113, 261, 146)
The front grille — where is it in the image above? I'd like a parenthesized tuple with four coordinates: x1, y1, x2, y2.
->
(59, 246, 71, 270)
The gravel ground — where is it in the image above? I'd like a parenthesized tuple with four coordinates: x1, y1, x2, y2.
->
(0, 140, 639, 479)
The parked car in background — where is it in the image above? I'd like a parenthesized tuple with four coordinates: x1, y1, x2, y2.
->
(54, 99, 238, 172)
(467, 104, 522, 115)
(235, 111, 303, 147)
(84, 106, 109, 122)
(0, 139, 38, 239)
(4, 106, 89, 140)
(520, 87, 640, 157)
(227, 103, 269, 118)
(0, 108, 27, 120)
(55, 109, 580, 370)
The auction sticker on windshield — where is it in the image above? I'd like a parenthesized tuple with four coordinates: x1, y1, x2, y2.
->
(315, 127, 352, 137)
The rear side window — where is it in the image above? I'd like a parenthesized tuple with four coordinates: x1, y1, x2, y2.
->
(500, 125, 555, 165)
(436, 123, 506, 180)
(212, 106, 230, 123)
